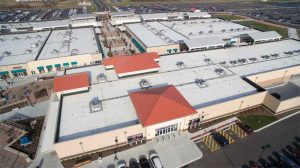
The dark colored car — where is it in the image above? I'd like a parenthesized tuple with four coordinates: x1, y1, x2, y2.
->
(211, 132, 228, 147)
(237, 122, 253, 134)
(129, 160, 139, 168)
(139, 157, 151, 168)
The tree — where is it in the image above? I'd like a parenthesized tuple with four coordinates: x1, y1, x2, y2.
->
(107, 51, 113, 57)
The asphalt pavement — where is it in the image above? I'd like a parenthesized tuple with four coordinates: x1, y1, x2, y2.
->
(187, 112, 300, 168)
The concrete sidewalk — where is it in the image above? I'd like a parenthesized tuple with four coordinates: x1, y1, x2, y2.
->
(84, 132, 203, 168)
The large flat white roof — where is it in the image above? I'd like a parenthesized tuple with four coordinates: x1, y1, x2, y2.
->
(126, 18, 258, 48)
(0, 31, 50, 66)
(160, 18, 258, 39)
(59, 39, 300, 140)
(126, 22, 187, 47)
(38, 27, 99, 60)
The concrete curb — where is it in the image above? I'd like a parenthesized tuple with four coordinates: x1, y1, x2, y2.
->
(255, 111, 300, 132)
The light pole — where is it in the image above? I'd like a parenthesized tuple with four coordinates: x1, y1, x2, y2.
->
(23, 90, 33, 107)
(256, 144, 271, 164)
(79, 142, 84, 153)
(281, 70, 288, 82)
(114, 137, 118, 161)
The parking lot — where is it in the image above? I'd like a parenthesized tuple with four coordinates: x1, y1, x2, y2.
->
(187, 112, 300, 168)
(116, 1, 299, 28)
(0, 7, 87, 23)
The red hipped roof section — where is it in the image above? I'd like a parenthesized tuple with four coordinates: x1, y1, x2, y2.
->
(129, 85, 197, 127)
(53, 72, 89, 92)
(102, 52, 159, 74)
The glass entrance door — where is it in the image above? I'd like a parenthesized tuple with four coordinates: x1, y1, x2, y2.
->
(155, 124, 178, 136)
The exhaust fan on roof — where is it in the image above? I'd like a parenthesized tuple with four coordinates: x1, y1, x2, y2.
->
(195, 79, 208, 88)
(97, 73, 107, 83)
(176, 61, 186, 69)
(90, 97, 103, 113)
(215, 68, 226, 76)
(140, 79, 151, 89)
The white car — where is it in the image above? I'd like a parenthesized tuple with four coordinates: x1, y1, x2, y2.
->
(149, 153, 163, 168)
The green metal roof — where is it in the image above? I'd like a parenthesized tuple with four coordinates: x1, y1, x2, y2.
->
(46, 65, 53, 69)
(55, 64, 61, 67)
(11, 69, 26, 73)
(0, 71, 9, 75)
(71, 61, 77, 65)
(37, 66, 44, 70)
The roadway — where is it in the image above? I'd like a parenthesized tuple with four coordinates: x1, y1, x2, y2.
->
(187, 112, 300, 168)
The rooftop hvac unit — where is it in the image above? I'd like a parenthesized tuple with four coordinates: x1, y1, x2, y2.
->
(238, 58, 247, 64)
(219, 61, 226, 65)
(221, 29, 226, 33)
(230, 60, 238, 66)
(208, 30, 213, 34)
(25, 49, 32, 54)
(261, 55, 270, 60)
(176, 61, 186, 69)
(0, 38, 5, 41)
(71, 49, 79, 55)
(294, 49, 300, 53)
(195, 79, 208, 88)
(204, 58, 212, 64)
(25, 36, 31, 39)
(139, 79, 151, 89)
(36, 35, 42, 39)
(97, 73, 107, 83)
(90, 97, 103, 113)
(3, 51, 11, 56)
(249, 57, 258, 62)
(51, 49, 59, 54)
(189, 32, 193, 36)
(230, 28, 234, 32)
(198, 31, 203, 35)
(271, 54, 279, 59)
(13, 37, 20, 40)
(30, 43, 38, 48)
(215, 68, 226, 76)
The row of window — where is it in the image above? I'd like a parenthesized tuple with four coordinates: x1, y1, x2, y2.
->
(167, 48, 178, 54)
(155, 124, 178, 136)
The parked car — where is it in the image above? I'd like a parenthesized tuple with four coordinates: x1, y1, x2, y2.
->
(139, 157, 151, 168)
(211, 132, 228, 147)
(129, 159, 139, 168)
(236, 122, 253, 134)
(117, 162, 127, 168)
(149, 153, 163, 168)
(280, 156, 300, 168)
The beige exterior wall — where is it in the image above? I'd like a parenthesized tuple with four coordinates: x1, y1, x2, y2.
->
(147, 44, 180, 55)
(145, 117, 189, 139)
(0, 63, 28, 77)
(277, 97, 300, 112)
(263, 92, 300, 113)
(1, 53, 101, 78)
(54, 124, 145, 159)
(196, 91, 267, 122)
(247, 66, 300, 88)
(27, 53, 101, 75)
(263, 93, 281, 112)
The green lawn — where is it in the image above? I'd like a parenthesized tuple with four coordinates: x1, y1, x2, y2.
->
(238, 115, 278, 130)
(212, 14, 246, 21)
(237, 20, 289, 38)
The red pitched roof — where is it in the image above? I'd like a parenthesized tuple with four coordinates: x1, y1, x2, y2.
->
(103, 52, 159, 74)
(129, 85, 196, 127)
(53, 72, 89, 92)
